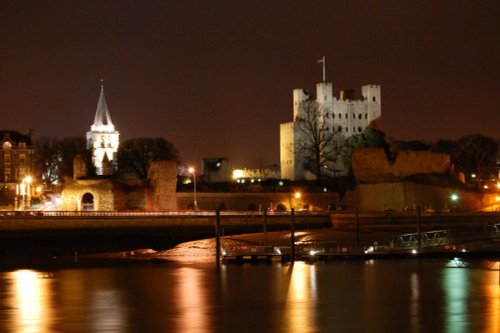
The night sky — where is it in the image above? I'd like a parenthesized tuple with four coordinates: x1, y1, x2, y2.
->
(1, 1, 499, 168)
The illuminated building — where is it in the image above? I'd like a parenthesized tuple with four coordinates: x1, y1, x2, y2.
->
(280, 81, 381, 180)
(86, 83, 120, 175)
(0, 130, 35, 188)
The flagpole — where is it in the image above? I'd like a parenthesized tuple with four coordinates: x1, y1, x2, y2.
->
(322, 56, 325, 82)
(318, 56, 326, 82)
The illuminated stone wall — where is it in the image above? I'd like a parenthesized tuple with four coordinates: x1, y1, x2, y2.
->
(344, 183, 488, 212)
(176, 192, 340, 211)
(352, 148, 452, 183)
(61, 161, 178, 211)
(146, 161, 178, 211)
(280, 82, 382, 180)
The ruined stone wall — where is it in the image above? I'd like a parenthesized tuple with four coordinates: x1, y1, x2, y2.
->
(61, 179, 117, 211)
(146, 161, 178, 210)
(352, 148, 452, 183)
(343, 183, 486, 212)
(176, 192, 340, 211)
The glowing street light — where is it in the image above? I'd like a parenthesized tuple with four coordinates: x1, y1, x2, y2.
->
(188, 167, 198, 210)
(19, 176, 33, 210)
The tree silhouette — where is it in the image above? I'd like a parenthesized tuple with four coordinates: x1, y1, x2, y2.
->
(117, 138, 180, 178)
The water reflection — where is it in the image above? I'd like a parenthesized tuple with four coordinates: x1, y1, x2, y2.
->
(283, 262, 318, 333)
(409, 272, 420, 331)
(11, 270, 53, 333)
(1, 260, 500, 332)
(484, 263, 500, 333)
(174, 267, 211, 332)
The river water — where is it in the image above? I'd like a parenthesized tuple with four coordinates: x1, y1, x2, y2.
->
(0, 259, 499, 333)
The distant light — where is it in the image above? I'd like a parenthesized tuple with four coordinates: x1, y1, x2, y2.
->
(483, 185, 489, 189)
(411, 249, 418, 254)
(323, 188, 327, 192)
(461, 249, 467, 252)
(309, 250, 319, 256)
(495, 196, 500, 202)
(294, 192, 302, 199)
(232, 169, 245, 179)
(188, 167, 195, 174)
(496, 183, 500, 189)
(450, 194, 459, 202)
(278, 181, 284, 186)
(471, 174, 477, 178)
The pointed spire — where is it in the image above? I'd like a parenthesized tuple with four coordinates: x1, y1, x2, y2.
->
(91, 79, 115, 131)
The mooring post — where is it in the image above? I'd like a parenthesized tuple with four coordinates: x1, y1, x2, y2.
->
(417, 206, 421, 252)
(355, 206, 360, 249)
(216, 209, 221, 265)
(291, 208, 295, 261)
(263, 209, 269, 246)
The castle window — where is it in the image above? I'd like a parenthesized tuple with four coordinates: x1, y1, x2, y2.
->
(372, 97, 376, 102)
(345, 127, 349, 132)
(365, 114, 368, 119)
(359, 114, 362, 119)
(19, 154, 26, 164)
(19, 142, 26, 149)
(353, 127, 356, 132)
(352, 114, 355, 119)
(358, 127, 362, 132)
(338, 126, 342, 132)
(332, 113, 335, 119)
(338, 113, 342, 119)
(4, 152, 10, 164)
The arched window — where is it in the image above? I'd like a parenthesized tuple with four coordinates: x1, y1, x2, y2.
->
(275, 203, 287, 212)
(82, 193, 94, 211)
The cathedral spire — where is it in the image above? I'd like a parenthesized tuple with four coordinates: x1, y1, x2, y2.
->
(91, 79, 115, 132)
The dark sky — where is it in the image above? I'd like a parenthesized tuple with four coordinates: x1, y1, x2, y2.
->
(1, 1, 499, 168)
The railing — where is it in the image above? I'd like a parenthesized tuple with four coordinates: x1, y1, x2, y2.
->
(0, 210, 328, 218)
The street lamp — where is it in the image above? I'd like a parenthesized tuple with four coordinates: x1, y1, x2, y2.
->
(18, 176, 32, 210)
(188, 167, 198, 210)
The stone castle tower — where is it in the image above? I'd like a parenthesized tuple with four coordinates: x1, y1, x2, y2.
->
(86, 83, 120, 175)
(280, 81, 381, 180)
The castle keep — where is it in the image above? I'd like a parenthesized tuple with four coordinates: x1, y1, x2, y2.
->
(280, 82, 381, 180)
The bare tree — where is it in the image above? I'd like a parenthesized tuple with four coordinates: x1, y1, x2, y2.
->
(117, 138, 180, 179)
(35, 136, 89, 188)
(296, 100, 344, 180)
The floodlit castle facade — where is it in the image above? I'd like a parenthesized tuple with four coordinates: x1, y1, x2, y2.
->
(280, 82, 381, 180)
(86, 84, 120, 175)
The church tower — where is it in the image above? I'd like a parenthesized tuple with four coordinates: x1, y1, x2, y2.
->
(86, 82, 120, 175)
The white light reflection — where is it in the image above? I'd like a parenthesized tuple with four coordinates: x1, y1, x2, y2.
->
(443, 266, 470, 333)
(410, 273, 420, 331)
(11, 270, 52, 333)
(283, 262, 318, 333)
(90, 290, 126, 332)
